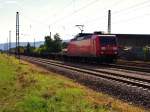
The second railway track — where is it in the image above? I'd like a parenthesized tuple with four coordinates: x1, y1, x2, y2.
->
(107, 63, 150, 74)
(21, 56, 150, 108)
(22, 56, 150, 90)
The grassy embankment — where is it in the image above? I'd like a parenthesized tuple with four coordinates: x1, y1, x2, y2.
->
(0, 53, 149, 112)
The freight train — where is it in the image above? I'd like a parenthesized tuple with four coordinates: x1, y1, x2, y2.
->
(63, 31, 118, 63)
(19, 31, 118, 63)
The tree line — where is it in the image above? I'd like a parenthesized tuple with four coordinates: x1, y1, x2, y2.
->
(34, 33, 63, 55)
(10, 33, 68, 55)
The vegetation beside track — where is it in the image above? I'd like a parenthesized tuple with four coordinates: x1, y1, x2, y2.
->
(0, 53, 149, 112)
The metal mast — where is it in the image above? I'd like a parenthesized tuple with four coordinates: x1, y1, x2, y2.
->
(9, 30, 11, 54)
(34, 38, 35, 48)
(16, 12, 20, 59)
(75, 25, 84, 33)
(108, 10, 111, 34)
(49, 25, 51, 37)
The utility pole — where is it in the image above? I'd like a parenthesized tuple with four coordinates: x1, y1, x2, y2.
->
(34, 38, 35, 48)
(9, 30, 11, 54)
(108, 10, 111, 34)
(16, 12, 20, 59)
(49, 25, 51, 37)
(16, 13, 18, 56)
(30, 25, 32, 37)
(75, 25, 84, 33)
(7, 38, 8, 54)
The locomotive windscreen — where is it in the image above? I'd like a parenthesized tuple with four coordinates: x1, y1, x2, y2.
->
(100, 36, 117, 46)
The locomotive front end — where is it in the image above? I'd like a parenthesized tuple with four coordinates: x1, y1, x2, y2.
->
(98, 35, 118, 62)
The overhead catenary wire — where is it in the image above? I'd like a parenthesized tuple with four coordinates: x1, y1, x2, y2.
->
(41, 0, 75, 23)
(50, 0, 124, 26)
(11, 0, 150, 38)
(17, 0, 149, 28)
(15, 0, 78, 38)
(83, 0, 150, 26)
(59, 0, 150, 32)
(15, 0, 103, 35)
(113, 0, 150, 15)
(112, 13, 150, 25)
(50, 0, 103, 26)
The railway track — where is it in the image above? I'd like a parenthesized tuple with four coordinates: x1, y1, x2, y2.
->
(111, 60, 150, 73)
(106, 63, 150, 74)
(117, 59, 150, 68)
(22, 56, 150, 90)
(21, 56, 150, 108)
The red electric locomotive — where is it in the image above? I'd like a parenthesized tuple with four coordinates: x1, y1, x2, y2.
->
(67, 32, 118, 63)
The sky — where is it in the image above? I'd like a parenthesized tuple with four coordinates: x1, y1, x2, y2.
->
(0, 0, 150, 43)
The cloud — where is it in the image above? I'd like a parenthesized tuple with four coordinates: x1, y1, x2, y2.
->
(0, 2, 4, 8)
(4, 0, 17, 4)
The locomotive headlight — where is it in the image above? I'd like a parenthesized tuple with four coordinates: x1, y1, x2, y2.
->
(101, 52, 104, 54)
(114, 52, 117, 54)
(113, 47, 117, 50)
(101, 47, 106, 50)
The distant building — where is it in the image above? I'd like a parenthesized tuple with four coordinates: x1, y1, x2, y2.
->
(114, 34, 150, 60)
(115, 34, 150, 47)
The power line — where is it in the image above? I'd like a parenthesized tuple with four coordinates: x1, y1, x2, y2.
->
(52, 0, 125, 26)
(112, 6, 150, 24)
(109, 0, 124, 9)
(42, 0, 74, 23)
(18, 0, 104, 29)
(16, 0, 75, 28)
(83, 0, 150, 25)
(112, 13, 150, 25)
(13, 0, 150, 36)
(113, 0, 150, 15)
(50, 0, 102, 26)
(16, 0, 150, 26)
(63, 0, 124, 27)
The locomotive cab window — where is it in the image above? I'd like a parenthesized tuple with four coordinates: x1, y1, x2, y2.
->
(77, 36, 84, 41)
(100, 36, 117, 46)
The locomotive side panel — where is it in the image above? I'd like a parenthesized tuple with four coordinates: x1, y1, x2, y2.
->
(77, 39, 91, 56)
(67, 33, 118, 62)
(91, 35, 98, 57)
(67, 38, 94, 57)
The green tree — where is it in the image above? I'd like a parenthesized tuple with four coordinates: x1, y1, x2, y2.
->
(33, 33, 63, 55)
(44, 36, 53, 52)
(62, 42, 68, 49)
(25, 42, 34, 55)
(53, 33, 62, 52)
(26, 42, 31, 54)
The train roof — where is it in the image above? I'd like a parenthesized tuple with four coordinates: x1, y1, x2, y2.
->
(98, 35, 116, 37)
(113, 34, 150, 38)
(75, 32, 116, 38)
(75, 33, 92, 37)
(70, 32, 116, 41)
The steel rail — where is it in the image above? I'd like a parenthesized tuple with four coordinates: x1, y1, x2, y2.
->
(23, 56, 150, 83)
(118, 60, 150, 68)
(107, 63, 150, 73)
(22, 56, 150, 90)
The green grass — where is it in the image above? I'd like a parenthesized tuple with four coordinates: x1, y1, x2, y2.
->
(0, 54, 108, 112)
(0, 53, 149, 112)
